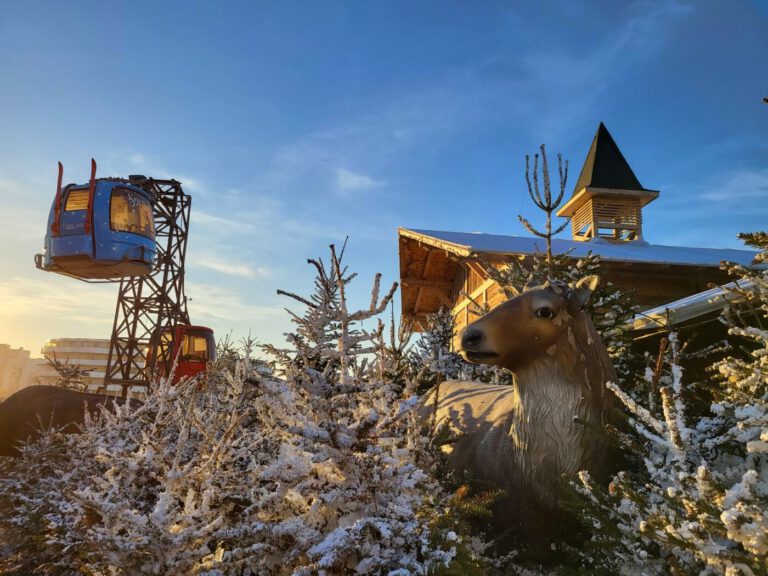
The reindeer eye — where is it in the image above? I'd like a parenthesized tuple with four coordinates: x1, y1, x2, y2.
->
(536, 307, 554, 319)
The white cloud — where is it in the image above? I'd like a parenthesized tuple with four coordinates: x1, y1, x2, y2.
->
(194, 199, 359, 247)
(0, 178, 44, 241)
(0, 176, 23, 197)
(128, 153, 147, 166)
(186, 282, 284, 323)
(335, 168, 384, 193)
(266, 84, 470, 190)
(194, 210, 258, 235)
(0, 275, 115, 324)
(195, 256, 271, 279)
(700, 168, 768, 202)
(262, 1, 693, 186)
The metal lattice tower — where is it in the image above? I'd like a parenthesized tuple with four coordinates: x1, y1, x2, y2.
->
(103, 178, 191, 396)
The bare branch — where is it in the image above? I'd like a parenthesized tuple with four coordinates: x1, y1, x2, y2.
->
(517, 144, 570, 278)
(540, 145, 552, 207)
(555, 154, 568, 207)
(552, 219, 569, 236)
(369, 272, 382, 312)
(525, 154, 544, 209)
(276, 289, 317, 309)
(337, 236, 349, 262)
(518, 215, 548, 238)
(349, 281, 398, 321)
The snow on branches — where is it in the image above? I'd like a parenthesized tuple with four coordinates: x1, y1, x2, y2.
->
(0, 244, 462, 575)
(578, 233, 768, 575)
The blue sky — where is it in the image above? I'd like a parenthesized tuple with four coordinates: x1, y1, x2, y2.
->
(0, 0, 766, 356)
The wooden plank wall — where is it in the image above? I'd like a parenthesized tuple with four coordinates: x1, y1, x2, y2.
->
(451, 274, 506, 334)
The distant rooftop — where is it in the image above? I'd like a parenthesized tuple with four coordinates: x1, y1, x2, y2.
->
(400, 228, 758, 268)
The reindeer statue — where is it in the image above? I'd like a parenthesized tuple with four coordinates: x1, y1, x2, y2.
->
(421, 275, 617, 532)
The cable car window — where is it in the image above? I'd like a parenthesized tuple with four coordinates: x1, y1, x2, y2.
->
(181, 334, 209, 362)
(59, 189, 89, 234)
(110, 188, 155, 238)
(64, 189, 89, 211)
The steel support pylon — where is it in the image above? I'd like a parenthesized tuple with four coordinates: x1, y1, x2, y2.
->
(103, 178, 191, 396)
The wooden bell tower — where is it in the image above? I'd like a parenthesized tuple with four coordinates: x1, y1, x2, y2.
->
(557, 123, 659, 242)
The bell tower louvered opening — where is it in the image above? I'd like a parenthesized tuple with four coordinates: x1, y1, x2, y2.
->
(570, 194, 644, 241)
(557, 123, 658, 243)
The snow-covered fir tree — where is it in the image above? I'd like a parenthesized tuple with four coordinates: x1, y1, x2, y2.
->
(0, 244, 471, 575)
(375, 307, 415, 394)
(410, 307, 468, 393)
(6, 225, 764, 575)
(576, 232, 768, 575)
(45, 352, 91, 391)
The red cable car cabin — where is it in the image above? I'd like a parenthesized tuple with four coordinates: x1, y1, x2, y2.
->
(149, 326, 216, 384)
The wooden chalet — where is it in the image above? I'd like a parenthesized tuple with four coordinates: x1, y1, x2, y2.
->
(399, 123, 758, 332)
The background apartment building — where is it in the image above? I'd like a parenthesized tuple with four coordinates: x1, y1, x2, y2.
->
(37, 338, 112, 391)
(0, 344, 37, 400)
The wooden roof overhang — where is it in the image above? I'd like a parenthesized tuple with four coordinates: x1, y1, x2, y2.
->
(399, 228, 742, 330)
(399, 229, 530, 329)
(399, 228, 472, 329)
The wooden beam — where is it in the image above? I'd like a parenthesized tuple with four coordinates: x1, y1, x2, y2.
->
(452, 277, 497, 316)
(402, 277, 453, 289)
(421, 249, 438, 279)
(412, 249, 437, 315)
(413, 287, 424, 314)
(465, 259, 487, 279)
(404, 246, 446, 318)
(428, 286, 453, 309)
(402, 312, 429, 332)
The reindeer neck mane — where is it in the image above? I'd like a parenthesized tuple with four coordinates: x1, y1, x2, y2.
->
(504, 309, 615, 480)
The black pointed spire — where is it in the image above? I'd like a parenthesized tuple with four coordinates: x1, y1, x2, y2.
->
(572, 123, 650, 195)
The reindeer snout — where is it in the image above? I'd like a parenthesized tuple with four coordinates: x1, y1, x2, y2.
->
(461, 327, 483, 350)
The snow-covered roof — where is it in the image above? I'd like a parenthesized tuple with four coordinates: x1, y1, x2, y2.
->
(400, 228, 759, 268)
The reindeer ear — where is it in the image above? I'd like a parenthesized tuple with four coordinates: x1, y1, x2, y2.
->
(568, 275, 600, 310)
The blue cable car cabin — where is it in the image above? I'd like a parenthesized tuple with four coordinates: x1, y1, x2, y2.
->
(35, 161, 157, 280)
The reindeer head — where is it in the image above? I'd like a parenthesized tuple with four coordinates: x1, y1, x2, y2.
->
(459, 275, 600, 371)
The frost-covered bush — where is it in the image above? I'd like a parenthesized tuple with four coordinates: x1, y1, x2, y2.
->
(578, 233, 768, 575)
(0, 244, 465, 575)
